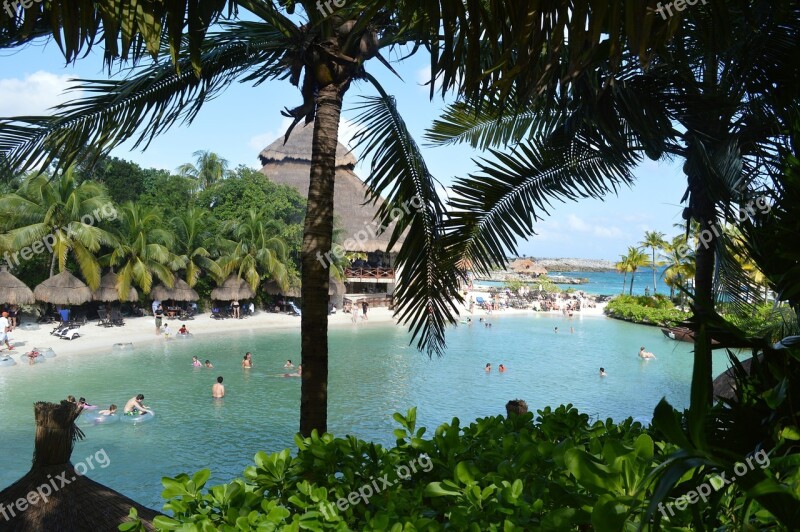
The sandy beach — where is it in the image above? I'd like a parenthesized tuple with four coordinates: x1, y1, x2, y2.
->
(3, 300, 607, 361)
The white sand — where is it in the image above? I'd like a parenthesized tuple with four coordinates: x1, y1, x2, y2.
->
(4, 300, 606, 360)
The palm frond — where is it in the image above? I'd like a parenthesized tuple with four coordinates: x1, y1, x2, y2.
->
(351, 75, 462, 357)
(445, 129, 639, 277)
(0, 21, 291, 173)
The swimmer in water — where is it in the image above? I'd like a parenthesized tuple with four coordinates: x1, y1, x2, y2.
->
(499, 364, 506, 373)
(205, 360, 213, 368)
(99, 404, 117, 415)
(638, 346, 657, 359)
(242, 352, 253, 368)
(123, 394, 152, 416)
(284, 359, 294, 368)
(212, 376, 225, 398)
(485, 363, 491, 372)
(599, 367, 607, 377)
(192, 356, 202, 367)
(283, 364, 302, 377)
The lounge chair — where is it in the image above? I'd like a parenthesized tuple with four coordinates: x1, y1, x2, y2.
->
(109, 309, 125, 326)
(289, 301, 301, 317)
(58, 329, 81, 340)
(180, 307, 197, 320)
(210, 308, 225, 320)
(96, 309, 113, 327)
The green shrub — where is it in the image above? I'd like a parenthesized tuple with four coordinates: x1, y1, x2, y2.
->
(604, 295, 687, 326)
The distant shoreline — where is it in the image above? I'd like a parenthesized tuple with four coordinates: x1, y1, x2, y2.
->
(531, 257, 617, 272)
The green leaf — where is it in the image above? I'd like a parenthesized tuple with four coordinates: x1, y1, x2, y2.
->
(423, 481, 461, 497)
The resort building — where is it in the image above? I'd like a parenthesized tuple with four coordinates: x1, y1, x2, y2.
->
(258, 124, 403, 306)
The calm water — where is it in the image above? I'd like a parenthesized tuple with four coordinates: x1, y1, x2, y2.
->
(479, 267, 670, 296)
(0, 314, 729, 509)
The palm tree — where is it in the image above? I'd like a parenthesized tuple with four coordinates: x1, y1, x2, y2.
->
(100, 202, 181, 298)
(623, 247, 649, 296)
(216, 209, 291, 293)
(0, 168, 116, 288)
(177, 150, 230, 191)
(615, 257, 631, 295)
(661, 235, 695, 304)
(171, 207, 221, 287)
(640, 230, 667, 294)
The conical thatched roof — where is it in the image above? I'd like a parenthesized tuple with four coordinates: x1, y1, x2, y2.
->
(92, 271, 139, 302)
(510, 258, 547, 276)
(712, 356, 760, 401)
(34, 271, 93, 305)
(264, 280, 300, 298)
(0, 401, 159, 530)
(150, 277, 199, 302)
(0, 266, 35, 305)
(210, 275, 255, 301)
(259, 123, 404, 254)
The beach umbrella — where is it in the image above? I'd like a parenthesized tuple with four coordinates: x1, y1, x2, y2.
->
(0, 401, 160, 529)
(210, 275, 255, 301)
(150, 277, 199, 302)
(33, 271, 93, 305)
(92, 271, 138, 302)
(0, 266, 35, 305)
(263, 280, 300, 298)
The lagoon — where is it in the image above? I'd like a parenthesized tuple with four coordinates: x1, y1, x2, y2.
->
(0, 313, 730, 509)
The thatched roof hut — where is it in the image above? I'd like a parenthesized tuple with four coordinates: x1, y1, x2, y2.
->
(263, 280, 300, 298)
(92, 271, 138, 302)
(0, 401, 159, 530)
(509, 258, 547, 276)
(259, 123, 404, 254)
(150, 277, 199, 302)
(0, 266, 34, 305)
(210, 275, 255, 301)
(712, 356, 760, 401)
(33, 271, 93, 305)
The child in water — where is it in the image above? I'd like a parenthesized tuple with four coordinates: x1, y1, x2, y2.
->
(205, 360, 213, 368)
(192, 356, 202, 367)
(99, 405, 117, 415)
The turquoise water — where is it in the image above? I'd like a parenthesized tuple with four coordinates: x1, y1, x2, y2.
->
(0, 314, 730, 509)
(479, 267, 670, 296)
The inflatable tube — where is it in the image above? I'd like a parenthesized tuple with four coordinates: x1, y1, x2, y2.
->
(20, 352, 46, 364)
(78, 411, 120, 426)
(120, 410, 155, 424)
(112, 342, 134, 351)
(33, 347, 56, 358)
(0, 356, 16, 367)
(176, 333, 193, 339)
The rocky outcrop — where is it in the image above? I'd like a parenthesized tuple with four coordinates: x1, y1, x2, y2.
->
(533, 257, 616, 272)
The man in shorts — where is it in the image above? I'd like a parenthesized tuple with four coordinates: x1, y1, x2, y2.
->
(0, 312, 13, 350)
(123, 394, 153, 416)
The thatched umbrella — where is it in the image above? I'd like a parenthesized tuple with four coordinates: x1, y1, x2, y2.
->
(210, 275, 255, 301)
(33, 271, 93, 305)
(0, 266, 34, 305)
(92, 271, 138, 302)
(712, 356, 761, 401)
(0, 401, 159, 529)
(263, 280, 300, 298)
(150, 277, 199, 302)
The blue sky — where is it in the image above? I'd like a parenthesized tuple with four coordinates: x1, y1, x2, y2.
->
(0, 34, 689, 261)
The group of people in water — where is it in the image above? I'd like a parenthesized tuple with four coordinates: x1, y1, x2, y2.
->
(66, 394, 152, 417)
(484, 363, 506, 372)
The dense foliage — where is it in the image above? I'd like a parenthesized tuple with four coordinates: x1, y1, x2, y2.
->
(604, 295, 687, 327)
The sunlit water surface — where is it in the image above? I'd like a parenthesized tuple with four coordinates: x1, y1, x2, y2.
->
(0, 314, 730, 509)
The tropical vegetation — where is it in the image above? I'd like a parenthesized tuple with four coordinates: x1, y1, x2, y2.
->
(605, 295, 686, 328)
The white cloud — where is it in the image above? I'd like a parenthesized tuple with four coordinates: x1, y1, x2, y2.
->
(567, 214, 591, 231)
(566, 214, 622, 238)
(593, 226, 623, 238)
(247, 116, 294, 152)
(0, 71, 78, 117)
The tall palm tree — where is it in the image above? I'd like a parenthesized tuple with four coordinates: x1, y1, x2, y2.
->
(216, 209, 291, 293)
(661, 235, 695, 303)
(0, 168, 116, 288)
(615, 257, 631, 295)
(100, 202, 182, 298)
(639, 230, 667, 294)
(624, 247, 649, 296)
(176, 150, 230, 191)
(171, 207, 221, 287)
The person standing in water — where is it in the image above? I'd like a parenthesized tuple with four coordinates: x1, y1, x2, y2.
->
(242, 352, 253, 368)
(212, 376, 225, 398)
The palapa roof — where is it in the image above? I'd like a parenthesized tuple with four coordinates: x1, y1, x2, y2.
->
(92, 271, 138, 302)
(509, 258, 547, 276)
(0, 401, 159, 530)
(211, 275, 255, 301)
(712, 355, 760, 401)
(259, 123, 404, 254)
(150, 277, 199, 302)
(263, 280, 300, 298)
(0, 266, 35, 305)
(33, 271, 93, 305)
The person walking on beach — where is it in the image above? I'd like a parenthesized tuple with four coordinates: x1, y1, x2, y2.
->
(154, 304, 163, 335)
(0, 312, 13, 350)
(361, 300, 369, 320)
(212, 376, 225, 398)
(351, 304, 359, 324)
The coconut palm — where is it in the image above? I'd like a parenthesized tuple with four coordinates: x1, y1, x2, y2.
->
(623, 247, 649, 296)
(661, 235, 696, 305)
(171, 207, 221, 287)
(640, 230, 667, 294)
(615, 257, 631, 295)
(216, 209, 291, 294)
(0, 168, 116, 288)
(100, 202, 181, 298)
(176, 150, 230, 191)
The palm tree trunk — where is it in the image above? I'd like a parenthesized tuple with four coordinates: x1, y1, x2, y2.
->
(622, 273, 627, 294)
(652, 249, 657, 293)
(300, 83, 346, 437)
(629, 270, 636, 295)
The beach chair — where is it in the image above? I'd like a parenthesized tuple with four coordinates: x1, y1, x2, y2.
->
(58, 329, 81, 340)
(288, 301, 301, 316)
(210, 308, 225, 320)
(475, 296, 486, 307)
(109, 309, 125, 326)
(96, 309, 113, 327)
(180, 307, 197, 320)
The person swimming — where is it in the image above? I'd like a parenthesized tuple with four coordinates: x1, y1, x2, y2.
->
(242, 352, 253, 368)
(204, 360, 213, 368)
(283, 364, 302, 377)
(192, 356, 202, 367)
(499, 364, 506, 373)
(179, 324, 189, 334)
(78, 397, 95, 408)
(123, 394, 152, 416)
(638, 346, 657, 359)
(284, 359, 294, 368)
(599, 367, 607, 377)
(98, 404, 117, 415)
(485, 363, 491, 372)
